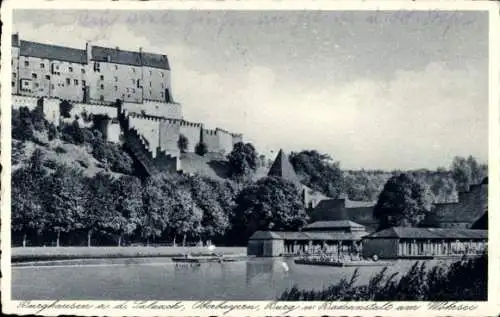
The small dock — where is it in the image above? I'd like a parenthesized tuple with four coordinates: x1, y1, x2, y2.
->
(294, 259, 394, 267)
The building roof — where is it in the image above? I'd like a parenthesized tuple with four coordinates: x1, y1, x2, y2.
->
(141, 51, 171, 70)
(13, 34, 170, 70)
(249, 230, 367, 241)
(19, 40, 87, 64)
(92, 46, 170, 70)
(471, 212, 488, 230)
(365, 227, 487, 240)
(267, 149, 300, 183)
(302, 220, 364, 230)
(92, 46, 142, 67)
(423, 182, 487, 227)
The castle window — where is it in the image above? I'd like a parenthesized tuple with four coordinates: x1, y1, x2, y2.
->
(40, 63, 45, 69)
(100, 75, 104, 80)
(114, 76, 118, 82)
(115, 65, 118, 70)
(114, 85, 118, 91)
(45, 75, 50, 80)
(24, 61, 29, 67)
(161, 72, 164, 78)
(81, 68, 85, 74)
(160, 92, 164, 97)
(94, 62, 100, 72)
(12, 72, 16, 78)
(100, 95, 104, 101)
(32, 73, 37, 79)
(149, 81, 152, 87)
(149, 89, 152, 95)
(66, 78, 71, 85)
(132, 68, 136, 73)
(69, 67, 73, 72)
(12, 81, 15, 87)
(132, 88, 135, 93)
(100, 84, 104, 89)
(35, 83, 39, 88)
(82, 80, 86, 86)
(74, 79, 79, 85)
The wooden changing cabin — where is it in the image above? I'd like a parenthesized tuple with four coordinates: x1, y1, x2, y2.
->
(362, 227, 487, 259)
(247, 221, 369, 257)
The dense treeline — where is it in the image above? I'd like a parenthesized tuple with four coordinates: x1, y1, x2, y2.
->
(12, 149, 308, 246)
(280, 254, 487, 300)
(290, 150, 486, 202)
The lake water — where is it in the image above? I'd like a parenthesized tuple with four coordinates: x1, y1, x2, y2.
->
(12, 257, 450, 300)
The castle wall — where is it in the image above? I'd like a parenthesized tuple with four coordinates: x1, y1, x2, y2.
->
(12, 95, 38, 110)
(128, 115, 161, 153)
(42, 98, 60, 127)
(232, 134, 243, 145)
(107, 122, 121, 143)
(180, 121, 203, 153)
(122, 101, 182, 120)
(159, 119, 181, 157)
(202, 128, 219, 153)
(72, 103, 118, 119)
(216, 128, 233, 155)
(142, 66, 172, 102)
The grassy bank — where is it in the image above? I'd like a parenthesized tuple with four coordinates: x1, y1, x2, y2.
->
(11, 246, 247, 262)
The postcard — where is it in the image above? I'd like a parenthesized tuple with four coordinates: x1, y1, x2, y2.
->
(1, 0, 499, 316)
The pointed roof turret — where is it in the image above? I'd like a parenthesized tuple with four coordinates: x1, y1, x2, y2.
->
(268, 149, 300, 183)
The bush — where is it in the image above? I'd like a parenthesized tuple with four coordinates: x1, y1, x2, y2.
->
(178, 134, 189, 153)
(54, 146, 67, 154)
(279, 254, 487, 301)
(60, 120, 85, 145)
(60, 101, 73, 118)
(195, 142, 208, 156)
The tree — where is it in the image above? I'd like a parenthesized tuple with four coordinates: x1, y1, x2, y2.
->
(141, 175, 171, 245)
(451, 157, 473, 192)
(60, 100, 73, 118)
(61, 120, 85, 145)
(231, 176, 308, 244)
(195, 142, 208, 156)
(178, 134, 189, 153)
(11, 149, 51, 246)
(44, 165, 87, 246)
(113, 175, 143, 246)
(374, 173, 434, 230)
(289, 150, 344, 198)
(227, 142, 258, 180)
(189, 176, 233, 241)
(83, 173, 117, 246)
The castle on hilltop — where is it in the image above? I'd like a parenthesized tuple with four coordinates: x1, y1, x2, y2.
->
(11, 33, 243, 175)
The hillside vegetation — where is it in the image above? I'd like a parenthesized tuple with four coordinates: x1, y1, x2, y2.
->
(11, 105, 487, 248)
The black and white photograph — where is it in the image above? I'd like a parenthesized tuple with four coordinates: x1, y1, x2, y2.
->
(1, 1, 499, 316)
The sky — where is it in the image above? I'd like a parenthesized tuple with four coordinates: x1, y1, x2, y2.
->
(13, 10, 489, 170)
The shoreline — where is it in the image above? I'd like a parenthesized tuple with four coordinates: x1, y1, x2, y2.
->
(11, 246, 247, 263)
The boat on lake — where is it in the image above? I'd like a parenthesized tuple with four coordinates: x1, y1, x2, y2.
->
(294, 258, 394, 267)
(172, 255, 243, 263)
